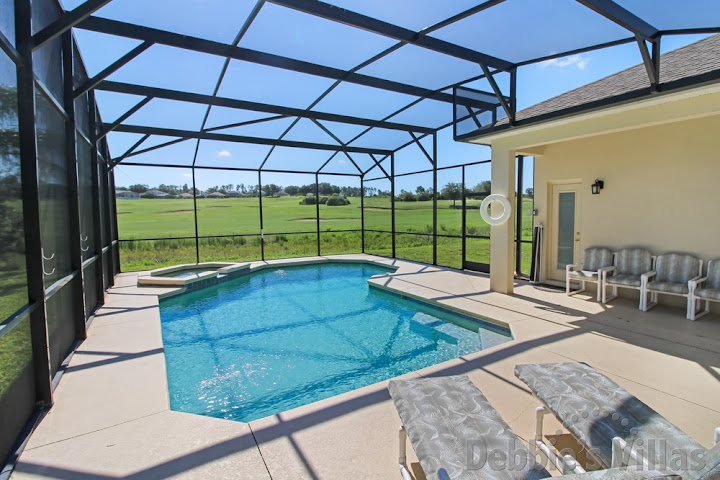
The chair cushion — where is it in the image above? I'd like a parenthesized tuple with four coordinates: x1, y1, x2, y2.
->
(569, 270, 600, 279)
(514, 362, 704, 473)
(606, 274, 642, 288)
(695, 288, 720, 301)
(685, 442, 720, 480)
(655, 254, 700, 284)
(583, 248, 615, 272)
(388, 375, 550, 480)
(615, 249, 653, 276)
(647, 281, 689, 295)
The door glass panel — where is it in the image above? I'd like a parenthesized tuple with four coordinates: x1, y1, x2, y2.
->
(557, 191, 575, 269)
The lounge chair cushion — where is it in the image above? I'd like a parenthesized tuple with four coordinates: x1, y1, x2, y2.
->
(606, 274, 642, 288)
(646, 281, 689, 295)
(655, 254, 700, 284)
(615, 249, 653, 276)
(583, 248, 615, 272)
(514, 362, 704, 473)
(388, 375, 550, 480)
(695, 288, 720, 301)
(558, 468, 680, 480)
(685, 442, 720, 480)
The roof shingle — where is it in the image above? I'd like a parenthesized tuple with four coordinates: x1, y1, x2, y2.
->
(499, 34, 720, 127)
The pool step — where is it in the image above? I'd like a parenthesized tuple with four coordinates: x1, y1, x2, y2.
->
(410, 312, 482, 356)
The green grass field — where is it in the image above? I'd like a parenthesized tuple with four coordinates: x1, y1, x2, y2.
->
(0, 315, 33, 404)
(117, 196, 534, 273)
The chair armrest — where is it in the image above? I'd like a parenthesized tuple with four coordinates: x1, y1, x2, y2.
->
(566, 263, 583, 273)
(640, 271, 656, 286)
(600, 266, 616, 280)
(689, 276, 706, 292)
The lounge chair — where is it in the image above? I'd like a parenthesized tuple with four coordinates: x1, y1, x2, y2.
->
(388, 375, 551, 480)
(566, 247, 615, 301)
(515, 362, 719, 477)
(602, 249, 654, 309)
(388, 375, 684, 480)
(688, 259, 720, 320)
(641, 253, 702, 316)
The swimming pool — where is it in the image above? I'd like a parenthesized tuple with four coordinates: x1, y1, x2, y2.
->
(159, 262, 511, 422)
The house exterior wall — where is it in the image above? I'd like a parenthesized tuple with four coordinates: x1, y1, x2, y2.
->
(533, 113, 720, 305)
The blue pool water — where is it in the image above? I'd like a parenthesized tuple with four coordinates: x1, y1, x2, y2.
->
(159, 263, 511, 422)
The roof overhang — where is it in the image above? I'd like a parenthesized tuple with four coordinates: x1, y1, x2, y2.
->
(468, 79, 720, 154)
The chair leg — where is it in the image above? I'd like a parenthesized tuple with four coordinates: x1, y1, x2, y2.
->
(640, 289, 647, 311)
(566, 275, 571, 295)
(567, 279, 587, 297)
(692, 299, 712, 321)
(603, 285, 618, 304)
(535, 406, 548, 445)
(686, 295, 693, 320)
(643, 291, 658, 312)
(398, 426, 413, 480)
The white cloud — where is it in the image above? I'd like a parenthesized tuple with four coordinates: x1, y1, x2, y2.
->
(218, 150, 231, 157)
(182, 173, 192, 178)
(540, 54, 590, 71)
(338, 158, 347, 164)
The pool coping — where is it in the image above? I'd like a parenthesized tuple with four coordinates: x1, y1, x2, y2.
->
(154, 257, 400, 301)
(137, 262, 251, 289)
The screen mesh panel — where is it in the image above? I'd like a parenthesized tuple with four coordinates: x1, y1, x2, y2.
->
(0, 316, 35, 467)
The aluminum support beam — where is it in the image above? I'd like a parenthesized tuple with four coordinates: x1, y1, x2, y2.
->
(78, 16, 468, 105)
(97, 81, 434, 134)
(575, 0, 659, 39)
(74, 41, 153, 99)
(32, 0, 114, 49)
(268, 0, 513, 71)
(109, 124, 393, 155)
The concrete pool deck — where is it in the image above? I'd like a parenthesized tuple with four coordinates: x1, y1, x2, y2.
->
(11, 255, 720, 479)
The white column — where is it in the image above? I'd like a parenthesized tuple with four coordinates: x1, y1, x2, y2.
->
(490, 145, 515, 294)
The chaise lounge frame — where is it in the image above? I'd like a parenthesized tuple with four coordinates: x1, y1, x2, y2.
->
(516, 362, 720, 476)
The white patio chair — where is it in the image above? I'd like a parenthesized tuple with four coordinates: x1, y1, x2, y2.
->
(641, 253, 702, 316)
(688, 259, 720, 320)
(566, 247, 615, 301)
(601, 248, 654, 309)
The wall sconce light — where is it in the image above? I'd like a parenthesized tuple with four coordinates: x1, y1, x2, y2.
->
(591, 179, 604, 195)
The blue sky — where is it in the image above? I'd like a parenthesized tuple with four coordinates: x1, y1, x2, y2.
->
(62, 0, 717, 193)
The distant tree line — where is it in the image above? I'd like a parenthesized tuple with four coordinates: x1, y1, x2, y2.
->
(117, 180, 524, 202)
(0, 85, 26, 271)
(120, 182, 380, 197)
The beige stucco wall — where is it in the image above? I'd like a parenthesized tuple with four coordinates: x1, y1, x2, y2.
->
(533, 113, 720, 304)
(474, 82, 720, 297)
